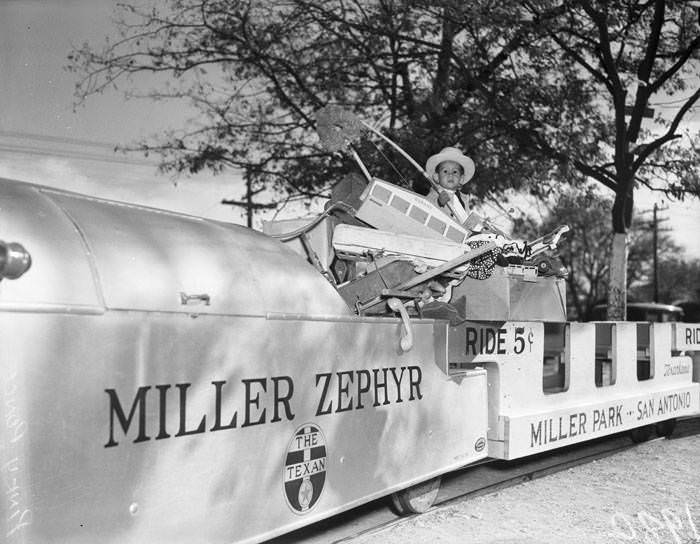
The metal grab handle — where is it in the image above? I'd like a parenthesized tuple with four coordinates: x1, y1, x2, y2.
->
(387, 297, 413, 352)
(179, 292, 211, 306)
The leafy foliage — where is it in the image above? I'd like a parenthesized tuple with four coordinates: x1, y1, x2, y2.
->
(69, 1, 614, 202)
(69, 2, 700, 205)
(69, 1, 700, 314)
(630, 254, 700, 304)
(515, 186, 692, 320)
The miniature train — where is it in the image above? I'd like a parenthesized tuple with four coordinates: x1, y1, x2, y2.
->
(1, 176, 699, 544)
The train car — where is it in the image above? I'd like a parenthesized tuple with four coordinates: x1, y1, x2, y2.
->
(448, 320, 700, 458)
(0, 178, 487, 544)
(1, 176, 699, 544)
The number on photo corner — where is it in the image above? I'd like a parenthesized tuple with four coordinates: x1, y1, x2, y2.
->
(610, 512, 636, 541)
(661, 508, 683, 544)
(637, 511, 664, 544)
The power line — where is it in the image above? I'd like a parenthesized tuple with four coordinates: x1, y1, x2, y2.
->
(638, 204, 674, 302)
(0, 129, 160, 166)
(0, 130, 123, 150)
(0, 143, 157, 167)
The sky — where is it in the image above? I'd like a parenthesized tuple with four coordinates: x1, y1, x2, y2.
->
(0, 0, 259, 224)
(0, 0, 698, 258)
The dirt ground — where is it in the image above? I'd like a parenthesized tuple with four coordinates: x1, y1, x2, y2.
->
(351, 434, 700, 544)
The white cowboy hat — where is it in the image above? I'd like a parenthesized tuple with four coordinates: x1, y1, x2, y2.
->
(425, 146, 475, 184)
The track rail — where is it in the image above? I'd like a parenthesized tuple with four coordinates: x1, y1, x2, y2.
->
(270, 418, 700, 544)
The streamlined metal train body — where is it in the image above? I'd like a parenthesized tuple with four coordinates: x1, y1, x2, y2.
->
(1, 178, 698, 544)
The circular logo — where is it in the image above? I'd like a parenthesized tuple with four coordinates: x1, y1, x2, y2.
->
(284, 424, 327, 514)
(474, 436, 486, 452)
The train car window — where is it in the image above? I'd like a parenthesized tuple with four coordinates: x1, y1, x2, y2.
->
(676, 301, 700, 322)
(590, 306, 606, 321)
(543, 323, 569, 394)
(594, 323, 616, 387)
(627, 305, 644, 321)
(636, 323, 653, 381)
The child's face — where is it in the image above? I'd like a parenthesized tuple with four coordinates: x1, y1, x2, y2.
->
(433, 160, 464, 190)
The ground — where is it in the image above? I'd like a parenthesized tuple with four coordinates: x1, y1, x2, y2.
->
(351, 434, 700, 544)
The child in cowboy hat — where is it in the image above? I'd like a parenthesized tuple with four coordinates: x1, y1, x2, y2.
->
(424, 146, 475, 224)
(425, 147, 506, 285)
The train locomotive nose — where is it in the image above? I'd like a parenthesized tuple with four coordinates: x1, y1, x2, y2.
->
(0, 240, 31, 280)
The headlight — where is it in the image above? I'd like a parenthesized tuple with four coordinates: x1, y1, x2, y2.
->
(0, 241, 32, 280)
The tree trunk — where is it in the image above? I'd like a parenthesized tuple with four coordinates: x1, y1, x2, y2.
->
(430, 7, 457, 115)
(607, 233, 627, 320)
(608, 171, 634, 320)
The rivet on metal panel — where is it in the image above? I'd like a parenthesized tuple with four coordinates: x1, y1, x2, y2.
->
(179, 292, 211, 306)
(129, 502, 139, 515)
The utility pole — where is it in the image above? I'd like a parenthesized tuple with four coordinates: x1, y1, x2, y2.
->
(653, 203, 659, 302)
(222, 177, 276, 228)
(640, 203, 670, 302)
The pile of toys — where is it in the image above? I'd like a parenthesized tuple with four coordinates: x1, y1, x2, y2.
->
(264, 108, 570, 323)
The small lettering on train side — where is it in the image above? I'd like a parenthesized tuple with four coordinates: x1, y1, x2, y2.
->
(637, 392, 691, 421)
(104, 365, 423, 448)
(284, 458, 326, 481)
(284, 424, 327, 513)
(663, 359, 690, 377)
(314, 366, 422, 416)
(104, 376, 296, 448)
(685, 326, 700, 344)
(530, 406, 624, 447)
(530, 412, 588, 447)
(464, 326, 534, 356)
(529, 390, 695, 449)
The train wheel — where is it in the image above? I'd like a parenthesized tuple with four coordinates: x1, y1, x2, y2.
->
(390, 477, 441, 515)
(629, 425, 653, 443)
(655, 419, 677, 438)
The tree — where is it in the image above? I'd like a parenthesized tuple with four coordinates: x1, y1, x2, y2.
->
(514, 188, 612, 320)
(518, 1, 700, 319)
(67, 1, 597, 214)
(69, 1, 700, 316)
(629, 255, 700, 304)
(515, 186, 685, 320)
